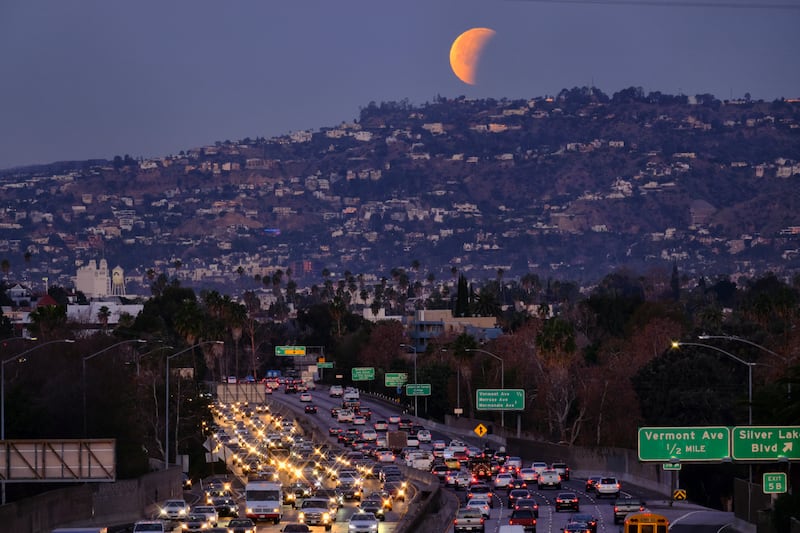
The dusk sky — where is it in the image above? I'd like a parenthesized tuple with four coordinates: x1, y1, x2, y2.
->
(1, 0, 798, 170)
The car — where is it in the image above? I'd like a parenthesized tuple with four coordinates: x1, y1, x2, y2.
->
(398, 418, 413, 431)
(507, 508, 537, 531)
(348, 511, 380, 532)
(551, 462, 570, 480)
(465, 496, 491, 519)
(228, 518, 257, 533)
(353, 415, 367, 425)
(530, 462, 548, 477)
(183, 514, 212, 532)
(507, 478, 529, 491)
(467, 484, 494, 507)
(383, 480, 407, 502)
(388, 415, 401, 424)
(329, 385, 344, 397)
(416, 429, 432, 442)
(281, 525, 312, 533)
(507, 489, 533, 508)
(567, 513, 598, 533)
(519, 468, 537, 482)
(585, 475, 602, 492)
(555, 491, 580, 512)
(361, 428, 378, 441)
(494, 472, 514, 489)
(298, 497, 336, 530)
(355, 407, 372, 420)
(208, 491, 238, 517)
(300, 392, 312, 402)
(376, 449, 395, 463)
(373, 420, 388, 431)
(132, 521, 166, 533)
(514, 498, 539, 517)
(329, 426, 343, 436)
(446, 469, 472, 489)
(537, 469, 562, 489)
(191, 505, 219, 525)
(159, 498, 189, 519)
(454, 507, 486, 533)
(595, 477, 621, 498)
(359, 499, 386, 521)
(562, 525, 593, 533)
(304, 404, 318, 414)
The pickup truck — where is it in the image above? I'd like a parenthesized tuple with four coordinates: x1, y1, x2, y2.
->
(454, 508, 486, 533)
(507, 509, 537, 531)
(613, 498, 646, 524)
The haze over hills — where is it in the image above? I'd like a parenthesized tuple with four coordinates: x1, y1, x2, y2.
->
(1, 87, 799, 296)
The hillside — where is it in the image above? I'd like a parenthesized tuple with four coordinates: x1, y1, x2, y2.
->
(1, 88, 799, 293)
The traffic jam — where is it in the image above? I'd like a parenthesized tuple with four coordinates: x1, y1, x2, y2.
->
(144, 378, 646, 533)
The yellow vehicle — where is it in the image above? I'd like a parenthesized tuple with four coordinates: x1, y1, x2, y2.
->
(622, 511, 669, 533)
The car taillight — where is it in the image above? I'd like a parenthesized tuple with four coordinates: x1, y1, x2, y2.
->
(614, 506, 619, 512)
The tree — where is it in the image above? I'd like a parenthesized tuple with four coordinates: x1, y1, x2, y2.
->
(97, 305, 111, 333)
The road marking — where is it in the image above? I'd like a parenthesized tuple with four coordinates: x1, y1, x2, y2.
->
(669, 509, 704, 528)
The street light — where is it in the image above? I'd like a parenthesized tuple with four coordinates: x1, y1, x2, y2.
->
(82, 339, 147, 436)
(400, 343, 418, 417)
(698, 334, 791, 398)
(1, 338, 75, 505)
(466, 348, 505, 428)
(133, 345, 173, 376)
(671, 341, 755, 425)
(165, 341, 223, 469)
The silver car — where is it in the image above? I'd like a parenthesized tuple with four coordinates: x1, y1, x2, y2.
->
(348, 511, 380, 532)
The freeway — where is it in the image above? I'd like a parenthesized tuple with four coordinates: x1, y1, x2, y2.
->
(268, 384, 749, 533)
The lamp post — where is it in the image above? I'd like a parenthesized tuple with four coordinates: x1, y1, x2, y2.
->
(466, 348, 505, 428)
(698, 334, 791, 398)
(134, 345, 173, 376)
(672, 340, 758, 521)
(672, 341, 755, 424)
(400, 343, 418, 417)
(165, 341, 223, 469)
(82, 339, 147, 436)
(1, 338, 75, 504)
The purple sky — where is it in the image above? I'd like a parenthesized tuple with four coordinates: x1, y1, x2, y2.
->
(1, 0, 798, 169)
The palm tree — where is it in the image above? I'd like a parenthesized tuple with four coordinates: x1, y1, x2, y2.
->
(97, 305, 111, 333)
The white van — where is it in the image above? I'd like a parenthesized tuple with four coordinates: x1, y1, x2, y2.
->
(245, 480, 283, 523)
(498, 526, 525, 533)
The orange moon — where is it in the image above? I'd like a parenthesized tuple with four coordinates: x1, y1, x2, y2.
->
(449, 27, 496, 85)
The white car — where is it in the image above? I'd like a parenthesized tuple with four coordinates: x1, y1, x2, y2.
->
(348, 511, 380, 532)
(361, 428, 378, 441)
(373, 420, 388, 431)
(388, 415, 401, 424)
(465, 496, 491, 519)
(159, 498, 189, 519)
(376, 450, 395, 463)
(519, 468, 537, 482)
(531, 461, 548, 477)
(353, 415, 367, 425)
(595, 476, 621, 498)
(299, 392, 312, 402)
(416, 429, 431, 442)
(329, 385, 344, 397)
(494, 472, 514, 489)
(191, 505, 218, 525)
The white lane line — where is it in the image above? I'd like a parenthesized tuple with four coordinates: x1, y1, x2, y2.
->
(669, 509, 704, 529)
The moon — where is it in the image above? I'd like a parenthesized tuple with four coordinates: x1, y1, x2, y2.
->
(449, 27, 496, 85)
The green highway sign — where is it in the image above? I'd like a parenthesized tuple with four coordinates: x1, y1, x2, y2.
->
(763, 473, 787, 494)
(385, 373, 408, 387)
(275, 345, 306, 356)
(476, 389, 525, 411)
(732, 426, 800, 461)
(638, 426, 730, 462)
(662, 463, 682, 471)
(317, 362, 334, 369)
(405, 384, 431, 396)
(351, 367, 375, 381)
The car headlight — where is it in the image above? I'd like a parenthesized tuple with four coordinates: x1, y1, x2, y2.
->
(246, 507, 253, 514)
(160, 509, 167, 515)
(299, 512, 306, 522)
(323, 512, 331, 522)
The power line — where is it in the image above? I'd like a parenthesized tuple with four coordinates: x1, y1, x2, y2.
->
(508, 0, 800, 10)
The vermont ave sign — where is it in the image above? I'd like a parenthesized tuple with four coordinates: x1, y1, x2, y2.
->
(638, 426, 730, 462)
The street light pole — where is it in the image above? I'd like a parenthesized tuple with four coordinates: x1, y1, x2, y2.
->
(165, 341, 223, 469)
(1, 338, 75, 504)
(400, 343, 418, 417)
(82, 339, 147, 436)
(466, 348, 505, 428)
(699, 334, 791, 399)
(672, 341, 754, 424)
